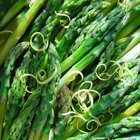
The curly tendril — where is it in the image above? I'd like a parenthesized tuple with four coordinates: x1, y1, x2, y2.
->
(77, 116, 101, 134)
(79, 81, 93, 90)
(55, 11, 71, 28)
(95, 63, 110, 81)
(67, 70, 84, 84)
(118, 0, 130, 5)
(72, 89, 100, 112)
(36, 68, 57, 85)
(115, 62, 135, 85)
(98, 108, 114, 125)
(20, 74, 37, 93)
(30, 32, 48, 52)
(106, 60, 120, 77)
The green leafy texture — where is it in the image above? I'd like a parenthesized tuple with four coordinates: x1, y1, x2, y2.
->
(0, 42, 29, 140)
(28, 44, 61, 140)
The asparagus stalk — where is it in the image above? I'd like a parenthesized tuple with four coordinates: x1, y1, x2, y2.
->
(115, 131, 140, 140)
(90, 98, 140, 139)
(53, 85, 72, 140)
(67, 99, 140, 140)
(56, 0, 117, 61)
(0, 0, 45, 66)
(28, 44, 61, 140)
(62, 61, 140, 139)
(84, 27, 140, 83)
(22, 0, 65, 41)
(0, 42, 29, 140)
(2, 50, 32, 140)
(40, 0, 91, 40)
(58, 28, 119, 91)
(60, 5, 126, 73)
(116, 28, 140, 60)
(0, 0, 18, 24)
(90, 116, 140, 139)
(8, 87, 42, 140)
(0, 9, 28, 49)
(0, 0, 29, 28)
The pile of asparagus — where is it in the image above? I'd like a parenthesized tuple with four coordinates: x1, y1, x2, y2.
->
(0, 0, 140, 139)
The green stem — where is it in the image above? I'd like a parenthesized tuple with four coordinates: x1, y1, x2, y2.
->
(116, 14, 140, 40)
(92, 100, 140, 138)
(0, 101, 6, 140)
(116, 28, 140, 60)
(0, 0, 45, 66)
(0, 0, 28, 28)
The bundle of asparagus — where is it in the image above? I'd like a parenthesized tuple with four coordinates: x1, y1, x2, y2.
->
(0, 0, 140, 140)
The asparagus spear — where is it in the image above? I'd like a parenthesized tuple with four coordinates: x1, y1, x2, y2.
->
(40, 0, 91, 41)
(0, 0, 29, 28)
(28, 44, 61, 140)
(58, 28, 120, 91)
(67, 100, 140, 140)
(0, 0, 18, 24)
(2, 50, 32, 140)
(60, 5, 126, 73)
(56, 0, 117, 61)
(8, 87, 42, 140)
(0, 8, 28, 49)
(89, 116, 140, 139)
(53, 85, 72, 140)
(115, 131, 140, 140)
(22, 0, 65, 41)
(0, 42, 29, 140)
(62, 61, 140, 138)
(96, 82, 140, 125)
(0, 0, 45, 66)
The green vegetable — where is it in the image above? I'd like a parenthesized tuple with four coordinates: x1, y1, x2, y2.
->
(0, 1, 140, 140)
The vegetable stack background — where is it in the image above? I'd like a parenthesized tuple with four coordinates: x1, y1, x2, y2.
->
(0, 0, 140, 140)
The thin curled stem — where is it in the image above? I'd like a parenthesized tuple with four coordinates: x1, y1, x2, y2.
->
(95, 63, 110, 81)
(20, 74, 37, 93)
(79, 81, 93, 90)
(36, 68, 57, 85)
(55, 11, 71, 28)
(30, 32, 48, 52)
(71, 89, 100, 112)
(98, 107, 114, 125)
(118, 0, 130, 6)
(77, 116, 101, 134)
(67, 70, 84, 84)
